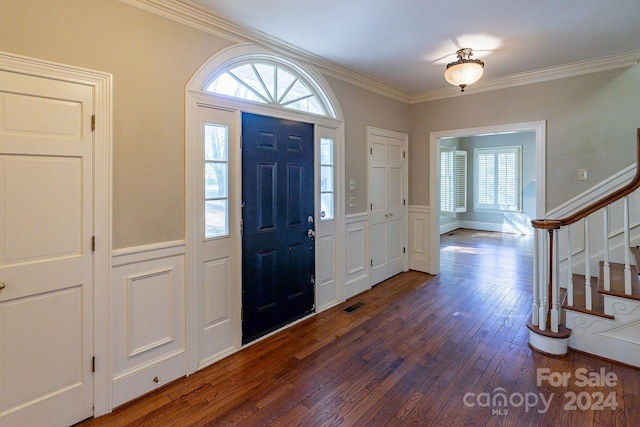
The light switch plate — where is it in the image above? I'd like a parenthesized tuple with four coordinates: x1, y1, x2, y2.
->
(578, 169, 588, 181)
(349, 196, 357, 207)
(349, 179, 356, 190)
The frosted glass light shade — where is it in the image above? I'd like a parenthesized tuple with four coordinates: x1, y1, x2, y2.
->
(444, 62, 484, 89)
(444, 48, 485, 92)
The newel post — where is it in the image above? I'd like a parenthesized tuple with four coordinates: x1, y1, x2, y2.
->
(531, 219, 562, 332)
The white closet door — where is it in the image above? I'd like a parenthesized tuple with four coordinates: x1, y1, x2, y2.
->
(368, 129, 407, 286)
(0, 69, 94, 427)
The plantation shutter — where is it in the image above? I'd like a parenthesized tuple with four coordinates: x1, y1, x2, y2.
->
(474, 146, 521, 211)
(454, 151, 467, 213)
(440, 147, 467, 216)
(440, 146, 455, 217)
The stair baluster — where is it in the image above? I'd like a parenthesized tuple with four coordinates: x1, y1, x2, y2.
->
(541, 229, 550, 331)
(532, 229, 540, 326)
(584, 217, 592, 311)
(567, 224, 574, 306)
(603, 207, 611, 291)
(624, 195, 632, 295)
(551, 228, 560, 333)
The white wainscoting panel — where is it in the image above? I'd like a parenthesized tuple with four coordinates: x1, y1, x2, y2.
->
(409, 206, 430, 273)
(111, 241, 186, 408)
(127, 268, 175, 357)
(197, 255, 235, 369)
(316, 233, 338, 311)
(202, 258, 230, 329)
(345, 213, 369, 299)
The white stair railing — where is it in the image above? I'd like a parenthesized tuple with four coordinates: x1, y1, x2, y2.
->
(530, 129, 640, 336)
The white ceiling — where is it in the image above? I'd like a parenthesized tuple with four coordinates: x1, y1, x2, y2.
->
(186, 0, 640, 95)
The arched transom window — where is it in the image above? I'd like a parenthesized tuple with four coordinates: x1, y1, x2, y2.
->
(206, 60, 333, 117)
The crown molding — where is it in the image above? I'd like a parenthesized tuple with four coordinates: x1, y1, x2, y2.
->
(410, 51, 640, 104)
(118, 0, 411, 102)
(118, 1, 639, 105)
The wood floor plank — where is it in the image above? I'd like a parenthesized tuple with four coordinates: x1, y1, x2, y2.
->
(79, 229, 640, 427)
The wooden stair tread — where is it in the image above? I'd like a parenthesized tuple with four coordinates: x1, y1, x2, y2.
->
(563, 274, 613, 319)
(598, 261, 640, 302)
(526, 320, 571, 338)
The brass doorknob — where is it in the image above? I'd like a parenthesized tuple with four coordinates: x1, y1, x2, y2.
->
(0, 282, 5, 291)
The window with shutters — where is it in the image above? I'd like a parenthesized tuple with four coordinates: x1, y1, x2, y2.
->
(474, 146, 521, 212)
(440, 147, 467, 217)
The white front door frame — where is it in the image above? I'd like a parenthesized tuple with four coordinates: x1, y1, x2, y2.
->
(428, 121, 546, 274)
(185, 44, 345, 374)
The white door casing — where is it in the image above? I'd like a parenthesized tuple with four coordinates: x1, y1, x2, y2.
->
(368, 127, 408, 286)
(195, 105, 239, 369)
(428, 121, 546, 274)
(0, 69, 94, 427)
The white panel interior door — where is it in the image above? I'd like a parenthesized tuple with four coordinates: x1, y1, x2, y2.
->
(0, 70, 94, 426)
(368, 134, 389, 285)
(196, 106, 238, 368)
(387, 137, 404, 276)
(368, 130, 407, 286)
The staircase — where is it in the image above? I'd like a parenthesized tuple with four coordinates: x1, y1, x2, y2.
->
(528, 129, 640, 367)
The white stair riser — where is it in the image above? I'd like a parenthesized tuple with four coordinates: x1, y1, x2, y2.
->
(565, 307, 640, 367)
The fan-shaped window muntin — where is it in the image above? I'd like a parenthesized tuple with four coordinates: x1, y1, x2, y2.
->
(206, 60, 329, 116)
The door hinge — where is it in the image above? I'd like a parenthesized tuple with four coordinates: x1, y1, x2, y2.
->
(403, 199, 406, 206)
(403, 151, 406, 158)
(370, 147, 372, 155)
(91, 115, 95, 132)
(91, 236, 96, 252)
(92, 356, 96, 373)
(370, 259, 373, 267)
(403, 247, 406, 254)
(370, 203, 373, 211)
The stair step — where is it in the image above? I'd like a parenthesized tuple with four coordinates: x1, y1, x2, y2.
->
(598, 261, 640, 302)
(631, 246, 640, 270)
(563, 274, 613, 319)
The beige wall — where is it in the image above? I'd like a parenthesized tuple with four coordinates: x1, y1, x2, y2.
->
(409, 66, 640, 211)
(3, 0, 637, 246)
(324, 76, 410, 216)
(0, 0, 410, 247)
(1, 0, 234, 248)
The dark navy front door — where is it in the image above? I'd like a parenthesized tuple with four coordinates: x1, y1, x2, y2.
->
(241, 112, 315, 344)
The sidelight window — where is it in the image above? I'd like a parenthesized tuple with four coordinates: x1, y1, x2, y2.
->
(320, 137, 334, 220)
(204, 123, 229, 238)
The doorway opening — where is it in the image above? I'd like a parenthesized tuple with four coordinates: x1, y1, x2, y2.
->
(429, 121, 546, 274)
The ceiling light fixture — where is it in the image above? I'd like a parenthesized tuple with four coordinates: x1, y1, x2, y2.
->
(444, 48, 484, 92)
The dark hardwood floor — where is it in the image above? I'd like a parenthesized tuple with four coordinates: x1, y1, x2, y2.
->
(80, 229, 640, 426)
